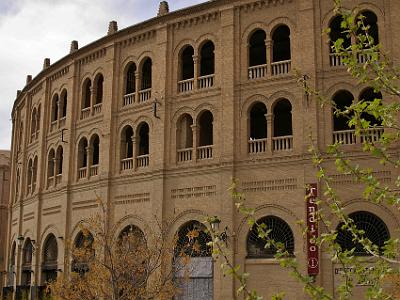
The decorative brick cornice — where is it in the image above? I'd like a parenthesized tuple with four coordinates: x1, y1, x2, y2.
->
(29, 82, 43, 97)
(239, 0, 293, 12)
(171, 11, 219, 30)
(78, 48, 107, 66)
(49, 66, 70, 82)
(118, 30, 156, 48)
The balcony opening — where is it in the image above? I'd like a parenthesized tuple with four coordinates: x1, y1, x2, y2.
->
(48, 149, 55, 179)
(51, 94, 59, 122)
(42, 234, 58, 285)
(357, 10, 379, 46)
(95, 74, 104, 104)
(30, 108, 37, 141)
(200, 41, 215, 76)
(181, 46, 195, 80)
(21, 239, 33, 286)
(198, 110, 213, 146)
(27, 159, 33, 193)
(249, 102, 267, 139)
(138, 122, 150, 156)
(121, 126, 134, 159)
(60, 90, 67, 118)
(125, 63, 137, 94)
(56, 146, 63, 175)
(72, 231, 94, 275)
(91, 135, 100, 166)
(82, 79, 92, 109)
(249, 30, 267, 67)
(141, 58, 152, 90)
(273, 99, 292, 137)
(33, 157, 38, 191)
(177, 114, 193, 149)
(333, 90, 354, 131)
(359, 87, 382, 126)
(272, 25, 291, 62)
(329, 15, 351, 51)
(78, 138, 88, 168)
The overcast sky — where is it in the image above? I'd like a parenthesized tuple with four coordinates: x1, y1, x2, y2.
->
(0, 0, 205, 150)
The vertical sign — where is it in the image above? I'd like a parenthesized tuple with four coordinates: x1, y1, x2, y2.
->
(306, 183, 319, 276)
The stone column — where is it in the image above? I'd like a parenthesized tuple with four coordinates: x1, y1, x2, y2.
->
(266, 113, 274, 152)
(90, 87, 95, 115)
(191, 125, 198, 161)
(135, 72, 140, 101)
(192, 55, 199, 90)
(86, 146, 92, 179)
(266, 39, 273, 75)
(131, 135, 137, 171)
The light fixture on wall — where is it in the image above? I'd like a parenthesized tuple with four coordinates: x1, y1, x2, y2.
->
(209, 216, 228, 246)
(17, 236, 24, 247)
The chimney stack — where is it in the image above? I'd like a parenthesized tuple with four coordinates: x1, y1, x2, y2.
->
(108, 21, 118, 35)
(70, 40, 79, 53)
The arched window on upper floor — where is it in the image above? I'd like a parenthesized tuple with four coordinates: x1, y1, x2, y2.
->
(359, 87, 382, 126)
(32, 156, 38, 192)
(176, 114, 194, 163)
(72, 230, 94, 274)
(18, 122, 24, 152)
(332, 90, 354, 132)
(137, 123, 149, 168)
(82, 79, 92, 110)
(60, 90, 67, 120)
(125, 63, 137, 95)
(247, 216, 294, 258)
(199, 41, 215, 77)
(273, 99, 293, 151)
(329, 15, 351, 66)
(51, 94, 59, 123)
(141, 58, 152, 90)
(272, 25, 290, 62)
(336, 211, 389, 256)
(90, 135, 100, 177)
(94, 74, 104, 105)
(120, 125, 134, 171)
(15, 168, 20, 201)
(27, 159, 33, 194)
(42, 234, 58, 284)
(78, 138, 88, 180)
(248, 102, 267, 154)
(181, 45, 195, 80)
(47, 149, 55, 187)
(56, 145, 63, 181)
(271, 25, 291, 76)
(21, 238, 33, 286)
(357, 10, 379, 47)
(197, 110, 213, 160)
(248, 30, 267, 80)
(30, 108, 37, 143)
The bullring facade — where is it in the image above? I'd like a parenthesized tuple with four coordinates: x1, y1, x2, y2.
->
(3, 0, 400, 299)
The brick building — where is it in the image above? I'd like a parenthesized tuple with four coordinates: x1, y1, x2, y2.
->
(3, 0, 400, 299)
(0, 151, 10, 297)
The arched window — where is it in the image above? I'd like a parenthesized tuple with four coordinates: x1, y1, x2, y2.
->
(78, 138, 88, 169)
(175, 220, 211, 258)
(200, 41, 215, 76)
(272, 25, 291, 62)
(42, 234, 58, 283)
(125, 63, 137, 95)
(249, 102, 267, 140)
(141, 58, 152, 90)
(118, 225, 146, 250)
(82, 79, 92, 109)
(247, 216, 295, 258)
(15, 169, 20, 200)
(336, 211, 390, 256)
(273, 99, 292, 137)
(90, 135, 100, 166)
(198, 110, 213, 146)
(60, 90, 67, 119)
(95, 74, 104, 104)
(56, 146, 63, 176)
(180, 46, 195, 80)
(137, 123, 149, 156)
(121, 126, 134, 159)
(359, 87, 382, 126)
(72, 230, 94, 274)
(177, 114, 193, 149)
(21, 238, 33, 286)
(249, 30, 267, 67)
(329, 15, 351, 51)
(37, 105, 41, 133)
(27, 159, 33, 193)
(30, 108, 37, 142)
(33, 156, 38, 192)
(47, 149, 55, 179)
(51, 94, 59, 122)
(332, 90, 354, 131)
(18, 122, 24, 152)
(174, 221, 213, 300)
(357, 10, 379, 46)
(10, 242, 16, 272)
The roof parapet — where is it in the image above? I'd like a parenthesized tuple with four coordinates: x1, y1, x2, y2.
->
(158, 1, 169, 16)
(108, 21, 118, 35)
